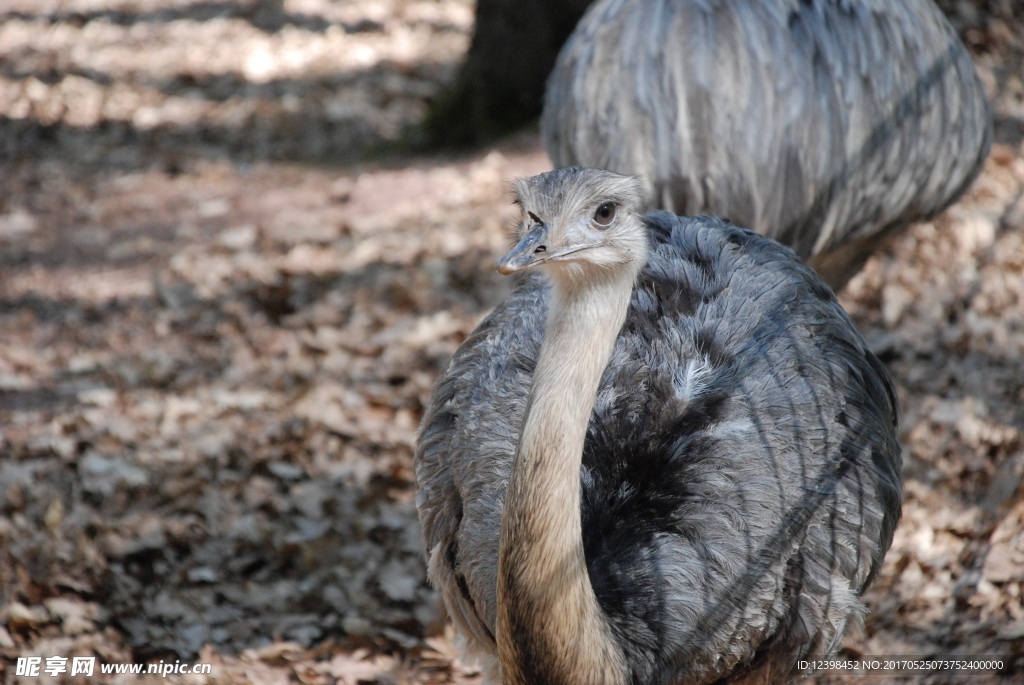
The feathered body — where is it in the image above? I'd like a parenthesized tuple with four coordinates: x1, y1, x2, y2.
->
(542, 0, 991, 288)
(416, 168, 901, 684)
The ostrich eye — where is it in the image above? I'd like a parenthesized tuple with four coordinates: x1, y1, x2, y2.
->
(593, 202, 616, 227)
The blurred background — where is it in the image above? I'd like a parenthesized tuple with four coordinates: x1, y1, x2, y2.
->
(1, 0, 1022, 682)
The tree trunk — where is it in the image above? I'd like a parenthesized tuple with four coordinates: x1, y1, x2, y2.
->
(423, 0, 592, 145)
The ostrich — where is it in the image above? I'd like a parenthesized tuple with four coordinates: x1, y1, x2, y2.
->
(542, 0, 992, 289)
(415, 167, 902, 684)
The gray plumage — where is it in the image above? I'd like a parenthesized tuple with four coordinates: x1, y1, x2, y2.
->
(542, 0, 992, 289)
(415, 168, 901, 684)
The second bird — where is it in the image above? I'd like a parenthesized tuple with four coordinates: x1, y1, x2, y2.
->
(543, 0, 992, 289)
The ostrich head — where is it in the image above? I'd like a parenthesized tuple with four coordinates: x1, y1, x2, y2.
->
(498, 168, 649, 284)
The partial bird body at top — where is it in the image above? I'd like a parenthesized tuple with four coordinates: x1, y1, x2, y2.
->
(416, 167, 902, 684)
(542, 0, 992, 289)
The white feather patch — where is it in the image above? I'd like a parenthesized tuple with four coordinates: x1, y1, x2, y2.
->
(674, 356, 713, 401)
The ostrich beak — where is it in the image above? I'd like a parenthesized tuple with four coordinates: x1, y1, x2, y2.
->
(498, 223, 550, 274)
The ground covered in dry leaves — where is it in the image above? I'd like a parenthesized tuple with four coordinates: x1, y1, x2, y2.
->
(1, 0, 1023, 683)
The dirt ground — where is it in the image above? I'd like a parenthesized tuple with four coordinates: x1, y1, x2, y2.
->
(1, 0, 1023, 683)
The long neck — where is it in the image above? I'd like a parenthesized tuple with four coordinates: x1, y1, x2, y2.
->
(496, 267, 637, 685)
